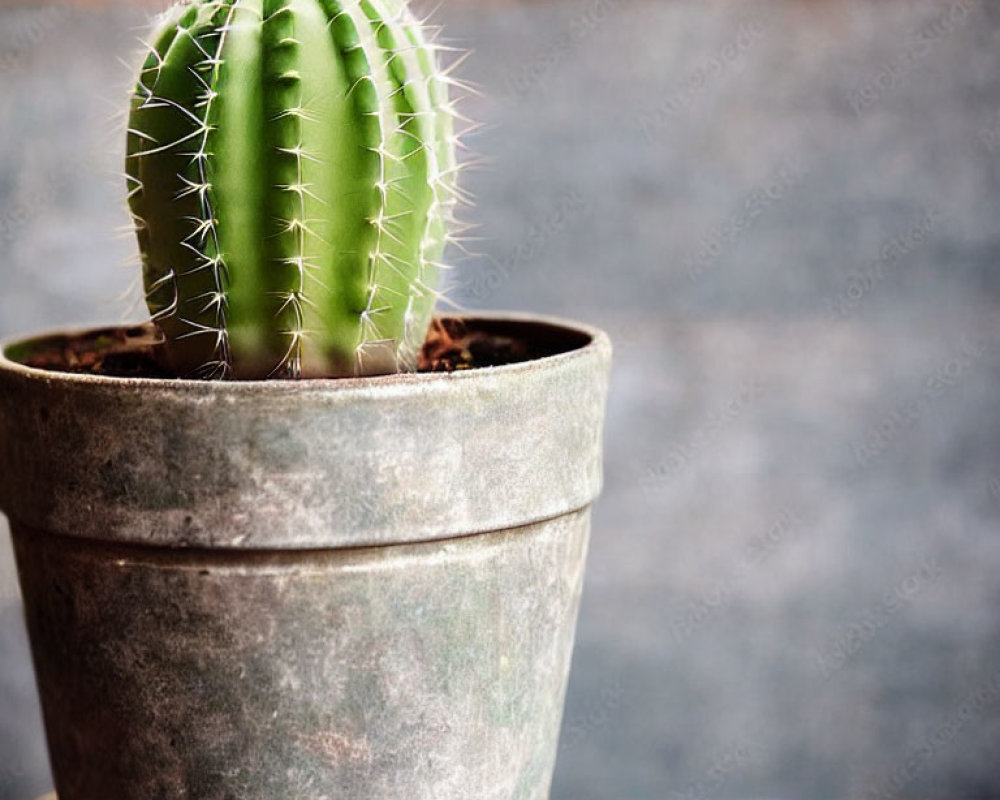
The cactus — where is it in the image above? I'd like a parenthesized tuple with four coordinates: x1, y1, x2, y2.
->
(126, 0, 462, 378)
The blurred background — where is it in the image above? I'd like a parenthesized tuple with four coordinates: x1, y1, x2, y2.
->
(1, 0, 999, 798)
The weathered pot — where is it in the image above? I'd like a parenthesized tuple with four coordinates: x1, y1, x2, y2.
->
(0, 313, 610, 800)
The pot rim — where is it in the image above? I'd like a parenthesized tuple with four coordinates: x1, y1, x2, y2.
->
(0, 311, 611, 550)
(0, 310, 610, 392)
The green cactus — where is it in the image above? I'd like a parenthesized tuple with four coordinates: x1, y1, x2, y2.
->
(126, 0, 462, 378)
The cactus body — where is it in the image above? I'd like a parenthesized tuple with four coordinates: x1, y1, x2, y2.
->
(126, 0, 459, 378)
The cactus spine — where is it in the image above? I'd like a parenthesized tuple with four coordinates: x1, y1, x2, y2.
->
(126, 0, 461, 378)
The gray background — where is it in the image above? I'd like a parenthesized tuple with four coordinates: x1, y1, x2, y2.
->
(1, 0, 999, 798)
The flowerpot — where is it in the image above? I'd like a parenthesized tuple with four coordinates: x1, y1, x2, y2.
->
(0, 313, 611, 800)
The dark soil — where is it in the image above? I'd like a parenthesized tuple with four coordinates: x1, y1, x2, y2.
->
(17, 317, 542, 380)
(419, 317, 531, 372)
(19, 326, 174, 379)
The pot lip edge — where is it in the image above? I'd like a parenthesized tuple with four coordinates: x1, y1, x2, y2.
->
(0, 310, 612, 392)
(8, 502, 595, 559)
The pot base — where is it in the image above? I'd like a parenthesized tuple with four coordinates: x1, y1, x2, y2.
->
(15, 511, 590, 800)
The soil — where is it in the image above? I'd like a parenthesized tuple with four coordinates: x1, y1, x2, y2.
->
(419, 317, 531, 372)
(17, 317, 540, 380)
(19, 326, 174, 379)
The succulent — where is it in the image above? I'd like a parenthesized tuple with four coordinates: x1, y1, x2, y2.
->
(126, 0, 463, 378)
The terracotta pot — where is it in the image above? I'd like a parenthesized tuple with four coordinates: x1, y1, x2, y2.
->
(0, 313, 611, 800)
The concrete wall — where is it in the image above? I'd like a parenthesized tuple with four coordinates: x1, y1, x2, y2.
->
(1, 0, 999, 798)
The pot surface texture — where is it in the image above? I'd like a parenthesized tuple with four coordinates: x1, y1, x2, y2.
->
(0, 314, 611, 800)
